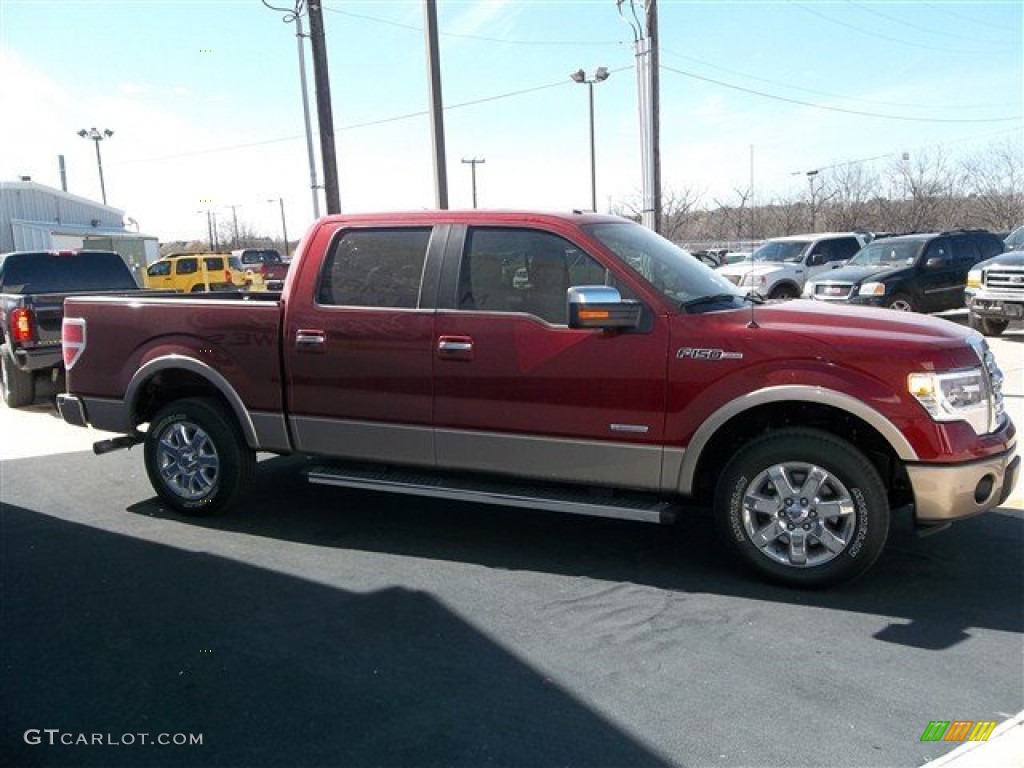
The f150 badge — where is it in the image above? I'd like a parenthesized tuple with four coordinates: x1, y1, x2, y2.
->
(677, 347, 743, 361)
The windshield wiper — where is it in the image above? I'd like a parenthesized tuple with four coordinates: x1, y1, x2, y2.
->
(681, 293, 747, 310)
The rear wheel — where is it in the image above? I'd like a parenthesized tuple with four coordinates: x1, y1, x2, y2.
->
(968, 313, 1008, 337)
(885, 293, 915, 312)
(144, 397, 255, 515)
(1, 344, 35, 408)
(714, 428, 889, 588)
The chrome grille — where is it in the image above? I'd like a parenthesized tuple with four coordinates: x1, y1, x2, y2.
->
(813, 283, 854, 300)
(970, 337, 1006, 432)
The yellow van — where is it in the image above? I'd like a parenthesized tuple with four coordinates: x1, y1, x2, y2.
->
(144, 253, 251, 293)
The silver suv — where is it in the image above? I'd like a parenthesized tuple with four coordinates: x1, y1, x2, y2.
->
(715, 232, 867, 299)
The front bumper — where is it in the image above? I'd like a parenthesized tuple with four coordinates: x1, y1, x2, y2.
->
(907, 444, 1020, 523)
(967, 296, 1024, 321)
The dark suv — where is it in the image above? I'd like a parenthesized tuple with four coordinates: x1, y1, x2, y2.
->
(802, 230, 1004, 313)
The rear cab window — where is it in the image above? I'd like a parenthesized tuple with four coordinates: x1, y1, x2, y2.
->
(0, 251, 137, 293)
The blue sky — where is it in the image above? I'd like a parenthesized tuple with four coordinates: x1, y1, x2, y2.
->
(1, 0, 1020, 243)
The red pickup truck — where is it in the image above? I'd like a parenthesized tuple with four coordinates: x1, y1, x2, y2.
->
(57, 211, 1019, 588)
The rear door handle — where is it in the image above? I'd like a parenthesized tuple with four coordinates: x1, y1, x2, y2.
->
(437, 335, 474, 360)
(296, 329, 326, 351)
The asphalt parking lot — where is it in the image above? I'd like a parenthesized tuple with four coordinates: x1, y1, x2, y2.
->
(1, 318, 1021, 768)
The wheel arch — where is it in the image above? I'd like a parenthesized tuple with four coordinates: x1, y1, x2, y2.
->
(676, 386, 916, 503)
(769, 279, 801, 297)
(126, 355, 259, 448)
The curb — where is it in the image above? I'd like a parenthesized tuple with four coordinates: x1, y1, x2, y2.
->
(927, 711, 1024, 767)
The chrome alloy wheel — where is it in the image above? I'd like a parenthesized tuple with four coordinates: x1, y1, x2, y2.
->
(155, 421, 220, 500)
(740, 462, 857, 568)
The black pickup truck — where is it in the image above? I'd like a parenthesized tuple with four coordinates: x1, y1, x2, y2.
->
(0, 249, 140, 407)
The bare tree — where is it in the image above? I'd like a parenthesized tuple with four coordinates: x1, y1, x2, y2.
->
(823, 163, 879, 231)
(958, 138, 1024, 230)
(885, 149, 964, 231)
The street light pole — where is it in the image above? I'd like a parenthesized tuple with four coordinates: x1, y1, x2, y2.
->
(77, 128, 114, 204)
(461, 158, 485, 208)
(806, 170, 820, 230)
(269, 198, 290, 257)
(570, 67, 609, 213)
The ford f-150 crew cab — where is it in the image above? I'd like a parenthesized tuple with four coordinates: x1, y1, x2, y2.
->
(57, 211, 1019, 588)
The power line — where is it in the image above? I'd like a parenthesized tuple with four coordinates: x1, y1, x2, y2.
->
(322, 4, 627, 47)
(659, 46, 1010, 112)
(845, 0, 1019, 45)
(660, 64, 1020, 124)
(791, 1, 1004, 55)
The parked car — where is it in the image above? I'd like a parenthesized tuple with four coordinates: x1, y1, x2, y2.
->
(966, 249, 1024, 336)
(0, 249, 141, 407)
(232, 248, 290, 290)
(803, 229, 1005, 313)
(716, 232, 867, 299)
(58, 211, 1018, 589)
(144, 253, 248, 293)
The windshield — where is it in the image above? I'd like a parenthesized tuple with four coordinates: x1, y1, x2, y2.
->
(584, 221, 743, 307)
(752, 240, 810, 263)
(847, 241, 922, 267)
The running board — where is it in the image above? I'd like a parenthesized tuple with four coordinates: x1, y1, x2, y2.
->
(307, 463, 679, 524)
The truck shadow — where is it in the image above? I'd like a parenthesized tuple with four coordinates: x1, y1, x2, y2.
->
(1, 502, 669, 768)
(128, 454, 1024, 652)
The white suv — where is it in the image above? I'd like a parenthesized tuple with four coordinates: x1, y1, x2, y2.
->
(716, 232, 868, 299)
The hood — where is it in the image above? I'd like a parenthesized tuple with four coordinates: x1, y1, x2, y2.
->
(717, 262, 789, 278)
(979, 251, 1024, 270)
(685, 299, 976, 365)
(814, 264, 894, 283)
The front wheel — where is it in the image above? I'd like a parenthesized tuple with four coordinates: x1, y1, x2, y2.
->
(714, 428, 889, 588)
(144, 397, 255, 515)
(768, 284, 798, 300)
(885, 293, 915, 312)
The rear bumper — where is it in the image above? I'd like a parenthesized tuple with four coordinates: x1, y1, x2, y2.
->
(57, 394, 133, 433)
(908, 443, 1020, 522)
(11, 343, 61, 373)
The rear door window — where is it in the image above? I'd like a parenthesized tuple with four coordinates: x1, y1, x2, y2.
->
(317, 228, 431, 308)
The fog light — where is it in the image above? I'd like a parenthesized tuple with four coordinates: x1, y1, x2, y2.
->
(974, 475, 995, 504)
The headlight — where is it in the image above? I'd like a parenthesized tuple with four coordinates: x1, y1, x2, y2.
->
(966, 269, 982, 289)
(802, 282, 815, 297)
(908, 368, 989, 430)
(858, 282, 886, 296)
(739, 273, 765, 288)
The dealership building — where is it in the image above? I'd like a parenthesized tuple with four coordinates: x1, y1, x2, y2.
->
(0, 179, 159, 284)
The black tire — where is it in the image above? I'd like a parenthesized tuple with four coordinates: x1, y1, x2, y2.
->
(144, 397, 255, 515)
(714, 428, 889, 588)
(1, 344, 35, 408)
(885, 293, 916, 312)
(768, 284, 798, 300)
(968, 313, 1008, 337)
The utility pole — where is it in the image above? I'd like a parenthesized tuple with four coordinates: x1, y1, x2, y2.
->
(424, 0, 449, 209)
(227, 204, 241, 248)
(261, 0, 321, 219)
(307, 0, 340, 214)
(647, 0, 661, 235)
(461, 157, 485, 208)
(619, 0, 661, 233)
